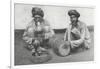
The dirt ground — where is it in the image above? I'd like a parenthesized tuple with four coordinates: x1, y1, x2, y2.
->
(14, 30, 94, 66)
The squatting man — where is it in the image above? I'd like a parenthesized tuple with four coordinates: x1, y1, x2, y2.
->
(23, 7, 54, 56)
(64, 10, 91, 50)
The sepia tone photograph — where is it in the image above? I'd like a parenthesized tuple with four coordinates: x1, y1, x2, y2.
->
(14, 3, 94, 66)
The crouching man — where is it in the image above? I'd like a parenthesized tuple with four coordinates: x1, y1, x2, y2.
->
(64, 10, 91, 50)
(22, 7, 54, 56)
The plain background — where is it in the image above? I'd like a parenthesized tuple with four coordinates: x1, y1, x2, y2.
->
(15, 3, 94, 29)
(0, 0, 99, 69)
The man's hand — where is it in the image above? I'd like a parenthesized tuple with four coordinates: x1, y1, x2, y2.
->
(71, 41, 79, 48)
(25, 38, 33, 44)
(71, 28, 80, 36)
(34, 40, 40, 45)
(44, 33, 50, 39)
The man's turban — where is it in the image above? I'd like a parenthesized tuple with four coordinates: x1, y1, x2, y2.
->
(68, 10, 80, 18)
(32, 7, 44, 17)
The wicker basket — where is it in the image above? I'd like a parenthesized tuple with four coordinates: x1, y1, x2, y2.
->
(52, 39, 71, 57)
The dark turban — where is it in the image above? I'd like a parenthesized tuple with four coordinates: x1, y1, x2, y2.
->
(68, 10, 80, 18)
(32, 7, 44, 17)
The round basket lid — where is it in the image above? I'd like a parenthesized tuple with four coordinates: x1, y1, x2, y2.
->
(58, 43, 70, 57)
(30, 51, 52, 64)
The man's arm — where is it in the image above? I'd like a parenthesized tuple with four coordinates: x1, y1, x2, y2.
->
(22, 22, 34, 44)
(43, 20, 55, 39)
(70, 23, 86, 48)
(44, 26, 55, 39)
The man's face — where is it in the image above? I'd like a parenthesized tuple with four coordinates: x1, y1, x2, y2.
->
(70, 15, 78, 24)
(34, 15, 42, 23)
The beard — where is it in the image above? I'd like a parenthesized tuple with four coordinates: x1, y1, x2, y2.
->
(71, 20, 78, 26)
(34, 18, 43, 23)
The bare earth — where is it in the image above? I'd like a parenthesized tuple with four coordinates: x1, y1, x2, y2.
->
(14, 30, 94, 66)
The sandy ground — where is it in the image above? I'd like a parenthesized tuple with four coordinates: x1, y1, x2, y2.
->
(14, 30, 94, 66)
